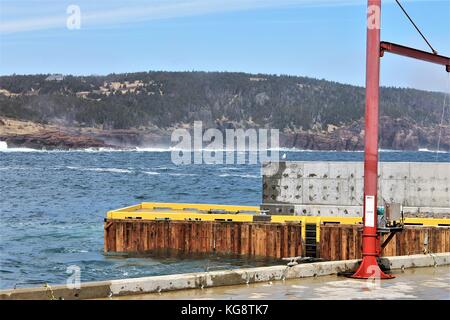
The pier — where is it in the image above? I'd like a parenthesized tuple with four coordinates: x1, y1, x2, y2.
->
(1, 0, 450, 301)
(103, 160, 450, 260)
(104, 200, 450, 260)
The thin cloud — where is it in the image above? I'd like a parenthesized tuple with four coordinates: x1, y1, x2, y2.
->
(0, 0, 445, 34)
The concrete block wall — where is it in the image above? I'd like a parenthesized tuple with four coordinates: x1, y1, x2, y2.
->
(261, 161, 450, 216)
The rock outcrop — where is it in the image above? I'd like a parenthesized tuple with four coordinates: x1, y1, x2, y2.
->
(280, 116, 449, 151)
(0, 130, 112, 150)
(0, 116, 448, 151)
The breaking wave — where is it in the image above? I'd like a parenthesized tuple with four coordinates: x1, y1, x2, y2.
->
(143, 171, 160, 175)
(66, 166, 133, 174)
(218, 173, 260, 178)
(0, 141, 41, 153)
(418, 148, 448, 154)
(0, 141, 447, 154)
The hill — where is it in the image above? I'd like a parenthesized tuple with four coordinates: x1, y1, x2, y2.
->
(0, 71, 448, 150)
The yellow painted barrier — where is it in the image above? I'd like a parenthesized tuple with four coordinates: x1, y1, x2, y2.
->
(141, 202, 260, 213)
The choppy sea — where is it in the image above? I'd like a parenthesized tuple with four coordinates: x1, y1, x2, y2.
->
(0, 145, 448, 289)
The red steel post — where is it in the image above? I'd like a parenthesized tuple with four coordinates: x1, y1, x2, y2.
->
(352, 0, 393, 279)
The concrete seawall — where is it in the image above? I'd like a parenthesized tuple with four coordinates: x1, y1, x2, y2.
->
(1, 253, 449, 300)
(262, 161, 450, 216)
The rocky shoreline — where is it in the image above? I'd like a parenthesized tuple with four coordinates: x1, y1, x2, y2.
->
(281, 116, 450, 151)
(0, 116, 448, 151)
(1, 130, 113, 150)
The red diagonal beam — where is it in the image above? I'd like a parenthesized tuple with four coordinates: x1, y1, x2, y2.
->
(380, 41, 450, 72)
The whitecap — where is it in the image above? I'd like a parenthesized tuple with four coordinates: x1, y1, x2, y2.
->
(218, 173, 259, 178)
(66, 166, 132, 173)
(135, 147, 172, 152)
(0, 166, 31, 171)
(219, 167, 240, 171)
(418, 148, 448, 154)
(0, 141, 7, 150)
(143, 171, 160, 175)
(0, 141, 43, 153)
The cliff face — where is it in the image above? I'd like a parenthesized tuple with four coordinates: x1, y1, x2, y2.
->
(0, 71, 448, 150)
(281, 116, 449, 151)
(2, 131, 110, 150)
(0, 118, 111, 149)
(1, 116, 448, 151)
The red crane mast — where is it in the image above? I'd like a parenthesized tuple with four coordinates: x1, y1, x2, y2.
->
(352, 0, 449, 279)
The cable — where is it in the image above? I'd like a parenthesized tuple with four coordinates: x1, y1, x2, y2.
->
(395, 0, 438, 55)
(435, 73, 449, 161)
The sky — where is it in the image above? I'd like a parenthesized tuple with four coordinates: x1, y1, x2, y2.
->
(0, 0, 449, 92)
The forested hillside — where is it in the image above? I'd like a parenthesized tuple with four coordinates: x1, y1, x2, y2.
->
(0, 71, 448, 151)
(0, 71, 446, 130)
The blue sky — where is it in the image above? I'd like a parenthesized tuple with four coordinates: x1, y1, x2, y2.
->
(0, 0, 449, 92)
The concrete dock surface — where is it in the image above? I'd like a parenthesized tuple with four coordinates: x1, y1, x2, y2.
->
(114, 266, 450, 300)
(2, 254, 448, 300)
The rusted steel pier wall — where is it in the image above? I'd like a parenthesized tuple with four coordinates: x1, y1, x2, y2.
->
(104, 220, 303, 259)
(105, 220, 449, 260)
(320, 224, 450, 261)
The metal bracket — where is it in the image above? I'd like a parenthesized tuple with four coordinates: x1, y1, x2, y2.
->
(380, 228, 404, 250)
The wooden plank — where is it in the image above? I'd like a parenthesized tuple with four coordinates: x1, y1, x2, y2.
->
(235, 223, 241, 255)
(341, 225, 348, 260)
(226, 223, 232, 255)
(276, 225, 282, 258)
(249, 224, 255, 256)
(289, 224, 296, 258)
(330, 225, 338, 260)
(444, 228, 448, 252)
(319, 225, 328, 260)
(241, 223, 249, 256)
(116, 222, 124, 252)
(349, 225, 356, 259)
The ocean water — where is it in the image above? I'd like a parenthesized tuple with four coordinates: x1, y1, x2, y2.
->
(0, 148, 448, 289)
